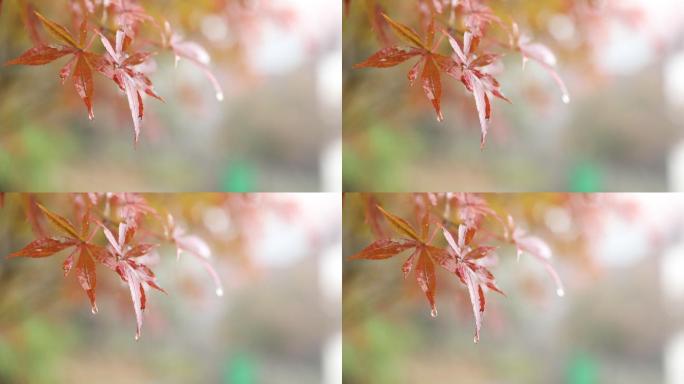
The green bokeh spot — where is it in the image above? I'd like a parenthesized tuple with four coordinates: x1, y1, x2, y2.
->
(220, 160, 256, 192)
(566, 352, 598, 384)
(222, 352, 257, 384)
(569, 161, 602, 192)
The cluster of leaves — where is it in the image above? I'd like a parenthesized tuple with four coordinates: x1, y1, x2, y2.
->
(349, 193, 564, 343)
(349, 0, 570, 148)
(6, 193, 223, 340)
(3, 0, 229, 144)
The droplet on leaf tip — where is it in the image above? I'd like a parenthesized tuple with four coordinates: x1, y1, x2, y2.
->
(134, 334, 140, 341)
(562, 94, 570, 104)
(216, 92, 224, 101)
(215, 288, 224, 297)
(473, 336, 479, 344)
(91, 305, 98, 314)
(430, 308, 438, 318)
(556, 288, 565, 297)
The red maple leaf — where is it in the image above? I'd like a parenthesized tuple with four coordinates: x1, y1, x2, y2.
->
(349, 205, 452, 316)
(354, 14, 452, 121)
(444, 30, 510, 148)
(7, 203, 112, 314)
(441, 224, 503, 343)
(101, 221, 165, 340)
(96, 29, 163, 143)
(5, 12, 102, 120)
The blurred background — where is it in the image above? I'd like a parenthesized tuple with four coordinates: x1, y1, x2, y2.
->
(0, 0, 341, 192)
(343, 0, 684, 191)
(0, 193, 341, 384)
(343, 193, 684, 384)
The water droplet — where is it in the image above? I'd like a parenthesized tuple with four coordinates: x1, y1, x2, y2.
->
(473, 336, 479, 344)
(562, 94, 570, 104)
(430, 308, 438, 318)
(556, 288, 565, 297)
(215, 288, 224, 297)
(91, 306, 98, 315)
(216, 92, 224, 102)
(134, 334, 140, 341)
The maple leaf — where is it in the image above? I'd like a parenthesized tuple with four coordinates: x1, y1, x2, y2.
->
(506, 215, 565, 297)
(511, 22, 570, 104)
(164, 213, 224, 297)
(7, 203, 112, 314)
(161, 21, 224, 101)
(441, 224, 503, 343)
(5, 12, 101, 120)
(101, 221, 165, 340)
(444, 30, 510, 148)
(349, 205, 452, 316)
(96, 29, 163, 143)
(354, 14, 453, 121)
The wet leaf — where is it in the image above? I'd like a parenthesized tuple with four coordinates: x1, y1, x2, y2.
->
(354, 14, 452, 121)
(348, 238, 417, 260)
(5, 12, 100, 119)
(415, 248, 437, 315)
(4, 45, 72, 66)
(34, 11, 79, 48)
(376, 205, 421, 241)
(8, 203, 110, 314)
(96, 29, 162, 143)
(8, 237, 78, 258)
(444, 30, 510, 148)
